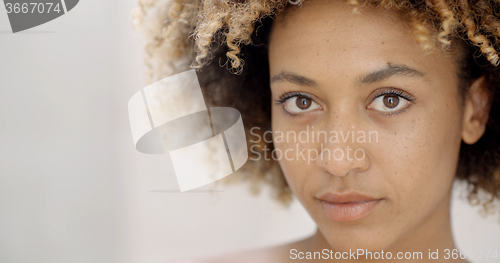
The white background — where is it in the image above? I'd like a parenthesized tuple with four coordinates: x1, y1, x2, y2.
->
(0, 1, 499, 263)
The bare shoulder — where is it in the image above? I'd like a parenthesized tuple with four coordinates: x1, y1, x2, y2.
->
(171, 238, 309, 263)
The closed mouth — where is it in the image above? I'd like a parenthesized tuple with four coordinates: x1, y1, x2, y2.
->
(316, 192, 384, 222)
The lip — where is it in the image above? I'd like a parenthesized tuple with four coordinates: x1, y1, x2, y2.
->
(316, 192, 384, 222)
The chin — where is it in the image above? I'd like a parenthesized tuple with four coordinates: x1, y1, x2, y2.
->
(319, 224, 399, 253)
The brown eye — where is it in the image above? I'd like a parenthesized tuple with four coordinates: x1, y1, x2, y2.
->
(283, 94, 320, 114)
(383, 95, 400, 108)
(296, 96, 312, 109)
(368, 92, 410, 114)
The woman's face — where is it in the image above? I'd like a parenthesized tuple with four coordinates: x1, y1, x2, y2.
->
(268, 0, 465, 252)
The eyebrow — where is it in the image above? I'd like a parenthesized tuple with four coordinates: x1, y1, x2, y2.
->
(358, 64, 426, 84)
(270, 71, 319, 87)
(270, 64, 426, 87)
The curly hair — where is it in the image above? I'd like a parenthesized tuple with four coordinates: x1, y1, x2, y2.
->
(132, 0, 500, 211)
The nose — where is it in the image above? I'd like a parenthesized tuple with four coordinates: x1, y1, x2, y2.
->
(315, 126, 371, 177)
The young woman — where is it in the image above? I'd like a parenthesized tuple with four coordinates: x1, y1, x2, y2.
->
(133, 0, 500, 262)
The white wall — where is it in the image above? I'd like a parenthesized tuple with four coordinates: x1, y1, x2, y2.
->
(0, 1, 498, 263)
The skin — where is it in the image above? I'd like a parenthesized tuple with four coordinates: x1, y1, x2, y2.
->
(192, 0, 490, 262)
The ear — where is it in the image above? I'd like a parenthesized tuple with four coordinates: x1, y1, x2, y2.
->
(461, 75, 491, 145)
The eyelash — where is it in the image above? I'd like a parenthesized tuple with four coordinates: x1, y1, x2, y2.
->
(274, 88, 416, 117)
(373, 88, 415, 102)
(274, 91, 308, 105)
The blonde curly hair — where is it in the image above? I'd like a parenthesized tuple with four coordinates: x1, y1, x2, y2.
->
(132, 0, 500, 210)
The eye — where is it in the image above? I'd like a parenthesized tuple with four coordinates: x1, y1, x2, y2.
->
(367, 90, 414, 114)
(280, 94, 321, 114)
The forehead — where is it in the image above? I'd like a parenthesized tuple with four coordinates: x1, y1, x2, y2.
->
(269, 0, 409, 46)
(267, 0, 457, 83)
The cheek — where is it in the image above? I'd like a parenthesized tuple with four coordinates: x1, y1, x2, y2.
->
(373, 112, 462, 217)
(271, 111, 320, 202)
(272, 110, 296, 187)
(274, 142, 311, 196)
